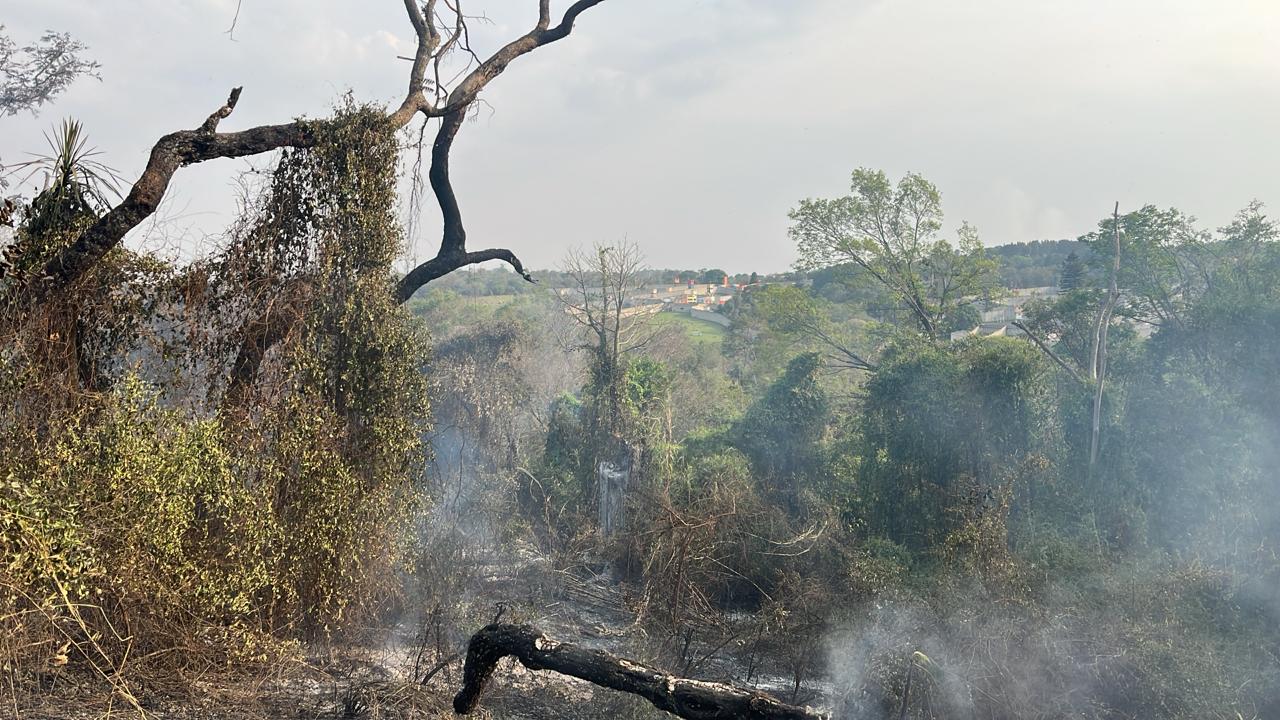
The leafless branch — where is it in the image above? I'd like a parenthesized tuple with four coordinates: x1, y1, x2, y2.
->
(1011, 320, 1086, 385)
(4, 0, 610, 318)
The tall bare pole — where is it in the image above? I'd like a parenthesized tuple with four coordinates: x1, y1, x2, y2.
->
(1089, 202, 1122, 471)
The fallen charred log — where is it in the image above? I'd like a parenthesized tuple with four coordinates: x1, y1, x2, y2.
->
(453, 623, 828, 720)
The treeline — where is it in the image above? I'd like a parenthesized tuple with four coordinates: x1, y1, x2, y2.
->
(987, 238, 1087, 287)
(413, 240, 1088, 300)
(424, 266, 778, 297)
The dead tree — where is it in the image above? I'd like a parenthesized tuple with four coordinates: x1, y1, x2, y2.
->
(559, 242, 658, 534)
(1013, 202, 1124, 475)
(1087, 202, 1123, 470)
(3, 0, 607, 316)
(453, 623, 829, 720)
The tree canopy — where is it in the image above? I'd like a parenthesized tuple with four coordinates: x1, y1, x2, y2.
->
(790, 168, 998, 339)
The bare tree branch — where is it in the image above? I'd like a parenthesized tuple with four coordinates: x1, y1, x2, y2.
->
(198, 86, 243, 133)
(22, 104, 316, 310)
(1011, 320, 1086, 385)
(5, 0, 610, 316)
(395, 0, 608, 302)
(396, 245, 533, 303)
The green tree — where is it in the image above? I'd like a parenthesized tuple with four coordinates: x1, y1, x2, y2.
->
(699, 268, 728, 284)
(1081, 205, 1208, 330)
(1160, 201, 1280, 417)
(722, 284, 856, 389)
(1058, 250, 1085, 291)
(733, 353, 829, 506)
(789, 168, 998, 339)
(941, 301, 981, 335)
(560, 242, 655, 446)
(857, 338, 1051, 548)
(753, 284, 876, 372)
(1021, 290, 1138, 375)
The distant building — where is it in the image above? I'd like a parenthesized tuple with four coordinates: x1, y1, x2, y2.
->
(951, 322, 1027, 342)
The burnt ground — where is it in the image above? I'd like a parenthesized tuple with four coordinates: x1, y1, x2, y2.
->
(14, 549, 823, 719)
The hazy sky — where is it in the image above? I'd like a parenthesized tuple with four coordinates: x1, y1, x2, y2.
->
(4, 0, 1280, 273)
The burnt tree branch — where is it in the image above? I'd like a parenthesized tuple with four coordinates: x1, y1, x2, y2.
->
(5, 2, 611, 411)
(395, 0, 607, 302)
(453, 623, 828, 720)
(23, 112, 316, 310)
(1011, 320, 1087, 385)
(7, 0, 609, 317)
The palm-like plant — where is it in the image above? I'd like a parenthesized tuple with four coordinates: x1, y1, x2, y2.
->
(12, 118, 122, 239)
(0, 119, 122, 289)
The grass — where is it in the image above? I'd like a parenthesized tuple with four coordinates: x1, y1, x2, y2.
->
(655, 311, 728, 347)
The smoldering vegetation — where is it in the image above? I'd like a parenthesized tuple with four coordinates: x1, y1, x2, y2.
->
(2, 103, 1278, 720)
(395, 192, 1280, 719)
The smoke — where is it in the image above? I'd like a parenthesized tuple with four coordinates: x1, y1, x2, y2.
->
(825, 595, 1095, 719)
(821, 543, 1280, 719)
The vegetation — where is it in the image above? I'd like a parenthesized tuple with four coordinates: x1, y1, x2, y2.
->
(1, 5, 1278, 720)
(988, 239, 1086, 288)
(0, 25, 99, 117)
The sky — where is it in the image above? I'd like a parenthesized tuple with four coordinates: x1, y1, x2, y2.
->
(3, 0, 1280, 274)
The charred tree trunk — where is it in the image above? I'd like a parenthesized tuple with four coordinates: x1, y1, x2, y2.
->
(453, 623, 829, 720)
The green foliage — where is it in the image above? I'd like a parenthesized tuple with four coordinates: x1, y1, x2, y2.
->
(1021, 288, 1109, 369)
(697, 268, 727, 284)
(856, 337, 1052, 548)
(1, 119, 120, 291)
(226, 101, 430, 634)
(722, 285, 811, 388)
(543, 392, 587, 475)
(733, 352, 828, 504)
(789, 168, 999, 338)
(1, 378, 280, 665)
(1057, 249, 1085, 291)
(985, 238, 1086, 289)
(1, 99, 432, 692)
(1082, 204, 1208, 328)
(623, 356, 672, 438)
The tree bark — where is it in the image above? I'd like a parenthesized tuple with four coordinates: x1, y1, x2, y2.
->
(453, 623, 829, 720)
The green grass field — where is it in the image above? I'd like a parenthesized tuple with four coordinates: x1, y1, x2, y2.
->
(655, 311, 728, 347)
